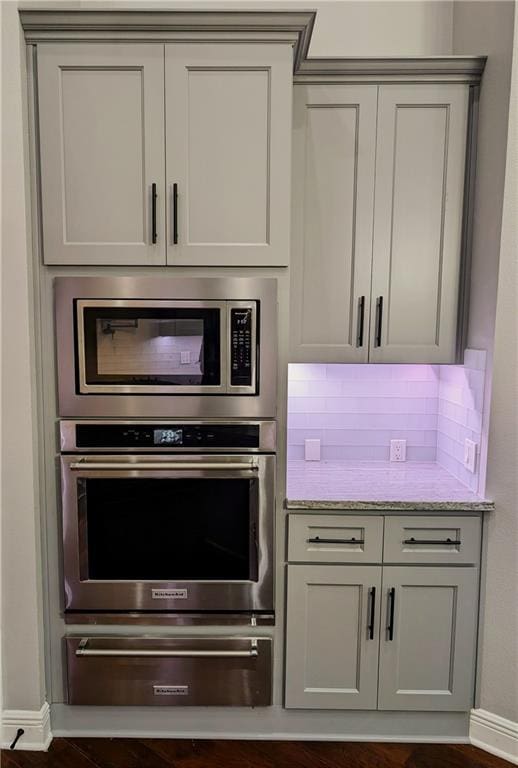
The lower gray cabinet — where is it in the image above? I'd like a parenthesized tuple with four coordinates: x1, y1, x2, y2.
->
(285, 565, 381, 709)
(285, 563, 479, 712)
(378, 566, 479, 711)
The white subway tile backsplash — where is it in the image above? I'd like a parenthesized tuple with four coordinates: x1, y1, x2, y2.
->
(287, 353, 485, 495)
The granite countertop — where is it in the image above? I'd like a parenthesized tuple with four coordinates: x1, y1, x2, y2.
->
(286, 460, 495, 512)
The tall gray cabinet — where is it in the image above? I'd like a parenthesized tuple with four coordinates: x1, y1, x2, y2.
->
(290, 61, 484, 364)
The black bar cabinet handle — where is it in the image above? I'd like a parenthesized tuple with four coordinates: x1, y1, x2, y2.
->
(403, 537, 461, 546)
(151, 183, 157, 244)
(387, 587, 395, 641)
(375, 296, 383, 347)
(307, 536, 365, 545)
(368, 587, 376, 640)
(172, 183, 178, 244)
(356, 296, 365, 348)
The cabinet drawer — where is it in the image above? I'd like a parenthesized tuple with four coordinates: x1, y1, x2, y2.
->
(288, 514, 383, 563)
(66, 637, 271, 706)
(383, 516, 481, 564)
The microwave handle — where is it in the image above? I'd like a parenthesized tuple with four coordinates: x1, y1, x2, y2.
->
(69, 461, 259, 472)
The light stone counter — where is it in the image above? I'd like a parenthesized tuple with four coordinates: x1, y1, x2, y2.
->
(286, 460, 494, 512)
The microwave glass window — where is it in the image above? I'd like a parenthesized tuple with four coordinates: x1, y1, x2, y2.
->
(79, 478, 257, 581)
(81, 307, 221, 387)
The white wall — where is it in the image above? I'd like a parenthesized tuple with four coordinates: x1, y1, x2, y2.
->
(452, 0, 518, 724)
(1, 0, 46, 714)
(479, 10, 518, 725)
(453, 0, 515, 498)
(294, 0, 454, 56)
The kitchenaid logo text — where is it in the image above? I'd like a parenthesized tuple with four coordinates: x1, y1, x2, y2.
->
(153, 685, 189, 696)
(151, 589, 188, 600)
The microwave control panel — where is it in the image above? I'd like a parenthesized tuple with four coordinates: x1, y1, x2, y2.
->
(230, 308, 253, 387)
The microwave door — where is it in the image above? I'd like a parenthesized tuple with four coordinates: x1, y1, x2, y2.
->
(76, 299, 228, 395)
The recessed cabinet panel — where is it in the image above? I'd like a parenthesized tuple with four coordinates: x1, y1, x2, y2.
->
(378, 566, 478, 711)
(370, 85, 469, 362)
(166, 44, 292, 266)
(187, 69, 269, 245)
(37, 44, 166, 265)
(290, 86, 377, 362)
(285, 565, 381, 709)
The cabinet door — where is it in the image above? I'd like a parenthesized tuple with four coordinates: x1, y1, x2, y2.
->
(37, 44, 166, 266)
(378, 566, 478, 711)
(165, 44, 292, 266)
(290, 85, 377, 362)
(370, 85, 469, 363)
(285, 565, 381, 709)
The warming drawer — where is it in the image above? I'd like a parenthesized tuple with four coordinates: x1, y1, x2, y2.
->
(66, 636, 272, 706)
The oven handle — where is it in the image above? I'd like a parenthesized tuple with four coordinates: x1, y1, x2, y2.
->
(69, 461, 259, 472)
(76, 639, 259, 658)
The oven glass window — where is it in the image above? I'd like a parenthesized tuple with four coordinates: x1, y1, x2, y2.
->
(80, 307, 221, 387)
(80, 478, 257, 581)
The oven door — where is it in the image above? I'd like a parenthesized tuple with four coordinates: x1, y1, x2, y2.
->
(76, 300, 227, 395)
(61, 453, 274, 613)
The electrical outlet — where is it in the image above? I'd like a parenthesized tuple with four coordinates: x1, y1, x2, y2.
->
(304, 439, 321, 461)
(464, 438, 477, 473)
(180, 351, 191, 365)
(390, 439, 407, 462)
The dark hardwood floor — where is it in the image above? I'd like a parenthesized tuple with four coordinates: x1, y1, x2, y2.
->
(1, 739, 514, 768)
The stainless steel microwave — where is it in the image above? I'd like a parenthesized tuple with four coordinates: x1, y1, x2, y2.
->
(55, 277, 277, 418)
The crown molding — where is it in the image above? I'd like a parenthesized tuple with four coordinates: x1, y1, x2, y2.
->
(19, 8, 486, 82)
(19, 9, 316, 70)
(295, 55, 487, 83)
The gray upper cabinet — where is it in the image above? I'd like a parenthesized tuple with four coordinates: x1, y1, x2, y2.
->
(165, 44, 292, 266)
(290, 85, 377, 362)
(37, 42, 292, 267)
(370, 85, 469, 363)
(285, 564, 381, 709)
(378, 566, 478, 711)
(290, 82, 471, 364)
(37, 44, 166, 266)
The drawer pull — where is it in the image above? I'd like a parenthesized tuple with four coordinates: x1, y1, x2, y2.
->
(307, 536, 365, 545)
(403, 537, 461, 546)
(76, 639, 258, 658)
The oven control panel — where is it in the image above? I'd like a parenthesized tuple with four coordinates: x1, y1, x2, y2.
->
(74, 423, 261, 449)
(230, 308, 253, 387)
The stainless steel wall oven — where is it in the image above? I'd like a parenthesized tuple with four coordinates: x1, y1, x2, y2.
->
(55, 277, 277, 418)
(60, 420, 275, 617)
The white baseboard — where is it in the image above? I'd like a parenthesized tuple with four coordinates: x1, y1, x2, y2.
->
(1, 702, 52, 751)
(470, 708, 518, 765)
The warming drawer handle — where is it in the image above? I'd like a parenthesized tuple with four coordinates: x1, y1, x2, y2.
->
(75, 639, 259, 658)
(307, 536, 365, 545)
(69, 461, 259, 472)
